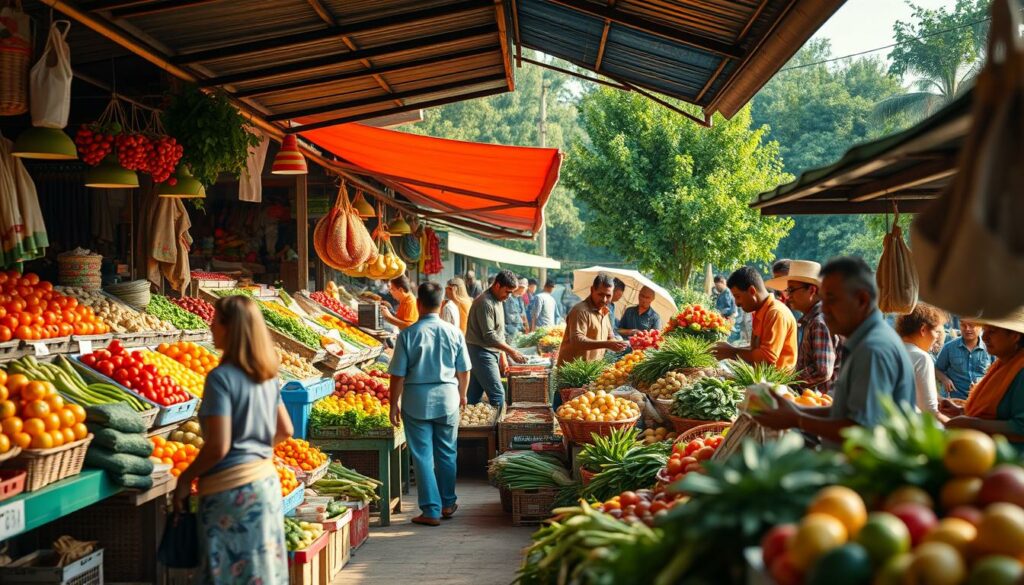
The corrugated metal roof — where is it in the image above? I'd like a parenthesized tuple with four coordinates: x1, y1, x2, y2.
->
(751, 92, 971, 215)
(45, 0, 513, 130)
(514, 0, 844, 119)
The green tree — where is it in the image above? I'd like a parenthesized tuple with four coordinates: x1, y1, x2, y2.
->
(752, 40, 909, 265)
(404, 56, 593, 261)
(565, 89, 793, 287)
(874, 0, 989, 123)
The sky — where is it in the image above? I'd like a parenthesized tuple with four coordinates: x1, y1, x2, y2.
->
(812, 0, 961, 63)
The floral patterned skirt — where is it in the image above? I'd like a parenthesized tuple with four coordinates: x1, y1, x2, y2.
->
(197, 474, 288, 585)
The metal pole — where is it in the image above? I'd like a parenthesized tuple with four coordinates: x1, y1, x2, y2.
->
(538, 79, 548, 284)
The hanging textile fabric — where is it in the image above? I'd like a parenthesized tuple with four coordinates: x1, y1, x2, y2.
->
(421, 227, 443, 275)
(146, 191, 192, 292)
(239, 130, 269, 203)
(0, 132, 48, 266)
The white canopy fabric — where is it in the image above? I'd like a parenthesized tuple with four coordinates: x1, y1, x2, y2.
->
(447, 231, 561, 270)
(572, 266, 677, 324)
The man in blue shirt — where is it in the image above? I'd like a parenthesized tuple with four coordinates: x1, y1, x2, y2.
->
(617, 286, 662, 338)
(936, 320, 993, 399)
(608, 278, 626, 339)
(389, 282, 472, 527)
(503, 278, 528, 342)
(754, 257, 914, 447)
(713, 275, 737, 318)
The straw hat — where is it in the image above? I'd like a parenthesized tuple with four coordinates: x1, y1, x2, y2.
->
(765, 260, 822, 292)
(973, 306, 1024, 336)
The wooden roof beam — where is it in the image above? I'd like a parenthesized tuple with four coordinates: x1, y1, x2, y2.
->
(267, 72, 508, 121)
(198, 24, 497, 87)
(545, 0, 744, 60)
(173, 0, 492, 65)
(848, 157, 958, 202)
(760, 198, 934, 216)
(233, 46, 495, 99)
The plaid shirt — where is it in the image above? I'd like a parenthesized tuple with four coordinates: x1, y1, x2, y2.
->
(797, 302, 841, 393)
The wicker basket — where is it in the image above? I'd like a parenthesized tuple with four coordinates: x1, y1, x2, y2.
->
(675, 421, 732, 444)
(499, 484, 512, 514)
(511, 488, 559, 526)
(0, 20, 30, 117)
(58, 254, 103, 290)
(498, 414, 555, 454)
(509, 372, 551, 404)
(556, 415, 640, 445)
(13, 435, 93, 492)
(667, 415, 729, 434)
(654, 398, 674, 420)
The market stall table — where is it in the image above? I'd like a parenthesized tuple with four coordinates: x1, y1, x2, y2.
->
(310, 429, 410, 527)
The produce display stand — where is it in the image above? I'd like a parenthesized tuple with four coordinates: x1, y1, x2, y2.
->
(0, 470, 119, 541)
(69, 357, 199, 427)
(323, 508, 353, 581)
(336, 500, 370, 549)
(288, 530, 330, 585)
(458, 404, 506, 463)
(68, 333, 112, 356)
(310, 429, 410, 527)
(283, 484, 306, 516)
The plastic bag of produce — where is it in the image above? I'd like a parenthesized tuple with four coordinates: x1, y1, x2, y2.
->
(89, 427, 154, 457)
(912, 0, 1024, 320)
(876, 207, 918, 315)
(85, 403, 147, 433)
(29, 21, 72, 128)
(85, 446, 155, 476)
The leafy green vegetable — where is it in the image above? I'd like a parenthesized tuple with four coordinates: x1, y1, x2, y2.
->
(577, 427, 642, 472)
(309, 406, 389, 435)
(145, 295, 207, 330)
(725, 359, 800, 388)
(555, 358, 608, 390)
(631, 336, 716, 385)
(670, 377, 743, 421)
(581, 440, 671, 502)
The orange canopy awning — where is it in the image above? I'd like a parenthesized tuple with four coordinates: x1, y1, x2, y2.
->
(301, 123, 562, 236)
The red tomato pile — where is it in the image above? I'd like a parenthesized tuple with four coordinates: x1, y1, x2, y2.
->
(630, 329, 664, 351)
(189, 271, 232, 281)
(594, 489, 684, 526)
(80, 340, 192, 406)
(662, 434, 724, 487)
(310, 292, 358, 323)
(170, 297, 214, 324)
(115, 133, 183, 183)
(74, 125, 115, 166)
(334, 371, 389, 405)
(0, 272, 109, 342)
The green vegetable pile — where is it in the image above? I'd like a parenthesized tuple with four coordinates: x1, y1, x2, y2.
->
(490, 452, 575, 491)
(630, 335, 716, 385)
(145, 295, 207, 331)
(554, 358, 608, 390)
(670, 376, 743, 421)
(309, 404, 390, 435)
(515, 327, 550, 348)
(284, 517, 324, 552)
(725, 359, 800, 388)
(581, 440, 671, 502)
(311, 462, 381, 503)
(576, 427, 642, 473)
(213, 289, 322, 349)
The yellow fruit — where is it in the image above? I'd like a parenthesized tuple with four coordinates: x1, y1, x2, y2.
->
(974, 503, 1024, 557)
(808, 486, 867, 538)
(923, 518, 977, 557)
(884, 485, 934, 511)
(944, 430, 996, 477)
(789, 513, 848, 570)
(940, 477, 982, 510)
(905, 542, 966, 585)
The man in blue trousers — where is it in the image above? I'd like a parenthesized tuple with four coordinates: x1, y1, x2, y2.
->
(388, 282, 472, 526)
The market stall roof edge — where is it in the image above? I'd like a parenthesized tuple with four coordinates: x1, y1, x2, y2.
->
(447, 230, 560, 269)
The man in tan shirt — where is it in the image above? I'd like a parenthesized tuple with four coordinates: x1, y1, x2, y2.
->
(556, 273, 630, 407)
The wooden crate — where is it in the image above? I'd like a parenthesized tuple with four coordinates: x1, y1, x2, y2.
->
(508, 371, 551, 404)
(321, 518, 351, 582)
(511, 488, 559, 526)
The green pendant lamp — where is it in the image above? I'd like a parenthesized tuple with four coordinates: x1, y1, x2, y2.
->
(353, 191, 375, 218)
(388, 215, 412, 235)
(85, 156, 139, 188)
(12, 127, 78, 160)
(157, 165, 206, 198)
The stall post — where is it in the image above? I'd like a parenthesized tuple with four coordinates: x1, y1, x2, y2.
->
(297, 174, 309, 290)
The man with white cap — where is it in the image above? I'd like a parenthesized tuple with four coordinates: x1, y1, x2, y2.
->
(940, 306, 1024, 444)
(765, 260, 842, 394)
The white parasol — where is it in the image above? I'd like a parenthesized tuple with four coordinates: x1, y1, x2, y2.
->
(572, 266, 676, 324)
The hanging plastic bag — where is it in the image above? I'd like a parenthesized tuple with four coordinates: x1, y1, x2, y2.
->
(911, 0, 1024, 320)
(30, 20, 72, 128)
(876, 206, 919, 315)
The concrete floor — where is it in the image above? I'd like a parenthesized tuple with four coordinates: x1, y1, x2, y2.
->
(338, 478, 535, 585)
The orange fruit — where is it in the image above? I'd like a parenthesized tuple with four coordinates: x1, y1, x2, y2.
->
(0, 370, 8, 386)
(23, 400, 49, 419)
(1, 417, 21, 436)
(21, 381, 48, 401)
(162, 457, 173, 465)
(808, 486, 868, 538)
(71, 423, 87, 440)
(48, 429, 64, 447)
(0, 386, 7, 402)
(30, 432, 53, 449)
(57, 408, 76, 428)
(13, 432, 30, 449)
(5, 374, 27, 395)
(67, 404, 86, 424)
(45, 394, 63, 411)
(61, 428, 75, 444)
(0, 401, 15, 420)
(170, 468, 181, 477)
(0, 434, 10, 453)
(43, 413, 61, 431)
(22, 417, 45, 437)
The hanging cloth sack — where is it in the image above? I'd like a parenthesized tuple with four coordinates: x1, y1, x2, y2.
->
(0, 1, 31, 116)
(29, 20, 72, 128)
(911, 0, 1024, 319)
(876, 206, 919, 315)
(239, 129, 269, 203)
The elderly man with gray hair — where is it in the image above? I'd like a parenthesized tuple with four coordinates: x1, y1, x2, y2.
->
(753, 256, 915, 447)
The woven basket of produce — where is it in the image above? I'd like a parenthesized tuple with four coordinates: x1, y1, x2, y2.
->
(509, 374, 550, 404)
(666, 415, 727, 434)
(58, 253, 103, 290)
(654, 398, 674, 420)
(104, 279, 151, 310)
(555, 415, 640, 445)
(675, 421, 731, 444)
(14, 435, 93, 492)
(558, 387, 586, 404)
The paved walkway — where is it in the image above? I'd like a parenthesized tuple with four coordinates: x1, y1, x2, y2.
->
(338, 478, 534, 585)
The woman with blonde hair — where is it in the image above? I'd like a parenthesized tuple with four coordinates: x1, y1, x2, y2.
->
(442, 277, 473, 333)
(173, 295, 293, 584)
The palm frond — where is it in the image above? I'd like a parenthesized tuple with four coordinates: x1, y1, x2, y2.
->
(871, 92, 947, 125)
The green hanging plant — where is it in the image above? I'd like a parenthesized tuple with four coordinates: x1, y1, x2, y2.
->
(162, 84, 262, 186)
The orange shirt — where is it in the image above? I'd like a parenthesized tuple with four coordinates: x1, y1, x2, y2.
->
(749, 295, 798, 369)
(394, 290, 418, 330)
(455, 297, 471, 333)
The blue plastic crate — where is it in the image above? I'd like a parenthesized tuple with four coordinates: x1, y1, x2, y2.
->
(281, 377, 335, 440)
(283, 483, 306, 516)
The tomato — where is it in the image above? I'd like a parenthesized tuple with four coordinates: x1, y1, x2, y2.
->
(81, 354, 97, 367)
(94, 349, 111, 361)
(667, 459, 684, 475)
(684, 439, 704, 456)
(96, 361, 115, 377)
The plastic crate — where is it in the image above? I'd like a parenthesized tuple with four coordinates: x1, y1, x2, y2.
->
(283, 484, 306, 516)
(0, 469, 25, 502)
(0, 549, 103, 584)
(336, 501, 369, 549)
(281, 377, 336, 440)
(70, 356, 198, 427)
